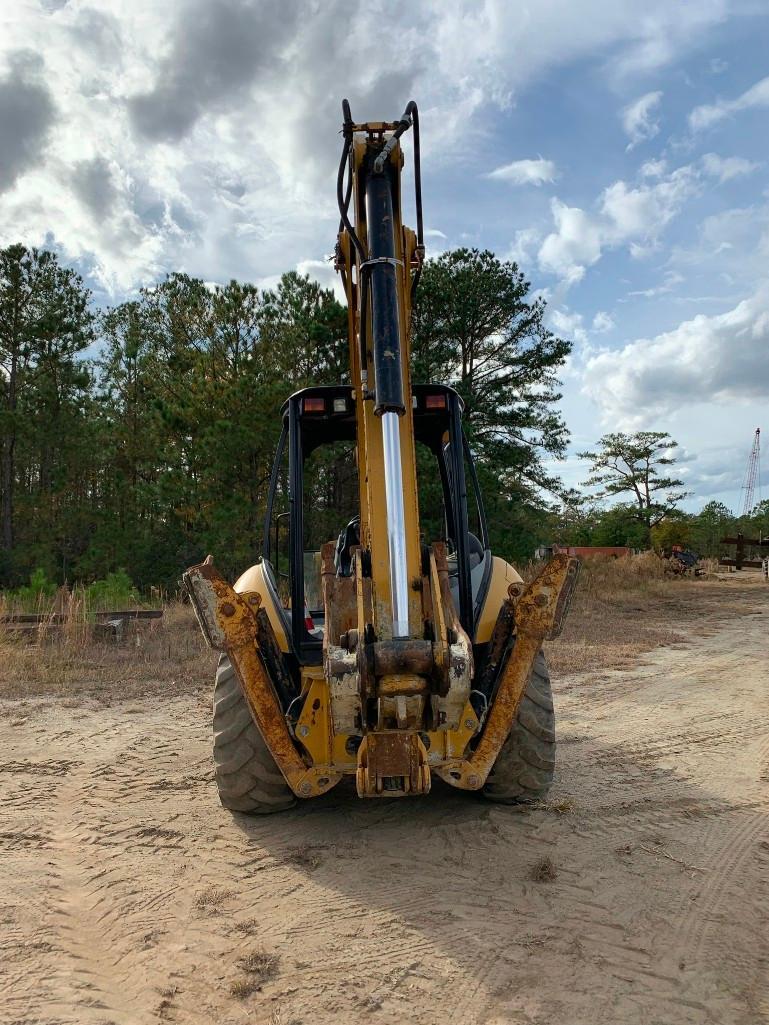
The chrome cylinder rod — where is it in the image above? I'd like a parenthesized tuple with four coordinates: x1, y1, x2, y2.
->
(381, 411, 410, 637)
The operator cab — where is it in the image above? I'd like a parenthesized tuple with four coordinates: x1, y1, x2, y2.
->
(261, 384, 491, 665)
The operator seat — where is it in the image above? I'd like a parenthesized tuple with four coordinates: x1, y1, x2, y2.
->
(335, 516, 360, 576)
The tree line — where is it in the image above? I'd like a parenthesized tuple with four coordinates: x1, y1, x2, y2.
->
(2, 242, 763, 593)
(553, 430, 768, 553)
(549, 493, 768, 557)
(0, 244, 571, 591)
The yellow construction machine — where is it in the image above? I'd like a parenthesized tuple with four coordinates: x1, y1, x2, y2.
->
(184, 100, 578, 812)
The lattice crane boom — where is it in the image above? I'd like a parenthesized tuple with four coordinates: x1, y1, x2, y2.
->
(741, 427, 761, 517)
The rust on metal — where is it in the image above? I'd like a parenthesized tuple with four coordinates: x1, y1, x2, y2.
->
(476, 600, 515, 696)
(377, 672, 429, 696)
(355, 556, 375, 701)
(182, 557, 341, 800)
(321, 540, 357, 648)
(371, 638, 433, 676)
(546, 556, 580, 640)
(355, 732, 430, 797)
(434, 553, 578, 791)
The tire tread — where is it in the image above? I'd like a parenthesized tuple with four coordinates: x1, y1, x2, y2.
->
(212, 656, 294, 814)
(483, 650, 556, 805)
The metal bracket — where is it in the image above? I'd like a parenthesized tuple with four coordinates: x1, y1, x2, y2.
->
(356, 732, 430, 797)
(360, 257, 404, 270)
(182, 556, 342, 800)
(434, 553, 579, 792)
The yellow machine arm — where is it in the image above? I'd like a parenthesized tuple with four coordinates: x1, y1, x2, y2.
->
(334, 100, 425, 644)
(183, 98, 580, 804)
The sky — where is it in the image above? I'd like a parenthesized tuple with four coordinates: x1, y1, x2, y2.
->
(1, 0, 768, 514)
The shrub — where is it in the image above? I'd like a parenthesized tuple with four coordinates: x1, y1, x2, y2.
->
(85, 570, 140, 610)
(13, 568, 57, 608)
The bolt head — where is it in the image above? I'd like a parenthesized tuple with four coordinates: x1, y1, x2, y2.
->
(464, 718, 476, 730)
(467, 774, 480, 789)
(298, 781, 312, 797)
(220, 602, 236, 617)
(298, 724, 310, 737)
(535, 594, 548, 607)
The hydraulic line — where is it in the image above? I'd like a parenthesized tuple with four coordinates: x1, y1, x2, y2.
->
(372, 100, 424, 301)
(337, 100, 365, 264)
(338, 99, 369, 378)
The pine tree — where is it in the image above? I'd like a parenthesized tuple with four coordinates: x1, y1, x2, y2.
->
(0, 244, 94, 583)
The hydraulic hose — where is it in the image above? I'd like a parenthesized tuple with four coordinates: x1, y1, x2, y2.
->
(406, 101, 424, 301)
(336, 98, 426, 382)
(337, 100, 365, 263)
(338, 99, 369, 379)
(371, 101, 424, 301)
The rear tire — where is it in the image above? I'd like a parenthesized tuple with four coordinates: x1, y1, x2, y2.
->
(483, 650, 555, 805)
(212, 655, 295, 814)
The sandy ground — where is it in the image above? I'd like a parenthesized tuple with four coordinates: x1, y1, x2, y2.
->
(1, 581, 768, 1025)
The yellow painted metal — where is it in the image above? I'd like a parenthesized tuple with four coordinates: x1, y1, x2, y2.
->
(294, 668, 478, 776)
(294, 677, 330, 765)
(295, 672, 358, 772)
(182, 559, 342, 799)
(377, 673, 428, 696)
(424, 700, 478, 763)
(474, 557, 524, 644)
(346, 136, 423, 641)
(233, 562, 290, 652)
(434, 552, 578, 791)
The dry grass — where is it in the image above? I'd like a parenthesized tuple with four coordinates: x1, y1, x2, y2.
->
(269, 1010, 300, 1025)
(287, 844, 324, 871)
(230, 948, 280, 998)
(0, 599, 214, 700)
(193, 885, 235, 913)
(237, 948, 280, 980)
(530, 855, 558, 882)
(232, 918, 260, 936)
(534, 797, 575, 815)
(542, 553, 757, 677)
(230, 978, 261, 999)
(0, 556, 760, 703)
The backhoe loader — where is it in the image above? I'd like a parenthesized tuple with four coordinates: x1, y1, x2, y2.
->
(183, 100, 578, 812)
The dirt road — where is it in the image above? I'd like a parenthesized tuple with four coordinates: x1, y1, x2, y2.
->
(2, 583, 767, 1025)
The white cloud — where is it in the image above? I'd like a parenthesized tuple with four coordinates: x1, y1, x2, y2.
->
(621, 90, 663, 149)
(0, 0, 738, 295)
(592, 311, 614, 332)
(709, 57, 729, 75)
(668, 203, 769, 291)
(296, 257, 345, 301)
(538, 200, 603, 284)
(601, 167, 696, 235)
(689, 74, 769, 131)
(487, 157, 556, 186)
(627, 271, 683, 298)
(506, 227, 542, 267)
(538, 165, 699, 284)
(582, 285, 769, 425)
(639, 157, 667, 178)
(701, 152, 760, 183)
(550, 308, 587, 344)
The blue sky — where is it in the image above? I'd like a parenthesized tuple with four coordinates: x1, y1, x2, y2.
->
(1, 0, 767, 513)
